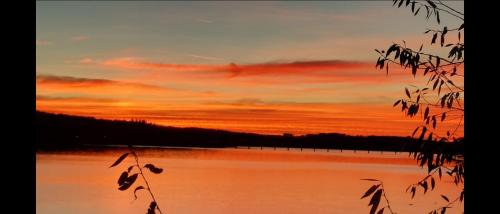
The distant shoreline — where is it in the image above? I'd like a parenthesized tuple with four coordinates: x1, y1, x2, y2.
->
(36, 111, 463, 155)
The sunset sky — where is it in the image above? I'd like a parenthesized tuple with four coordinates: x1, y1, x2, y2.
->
(36, 1, 464, 136)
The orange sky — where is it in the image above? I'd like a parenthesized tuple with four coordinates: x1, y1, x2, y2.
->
(36, 1, 464, 137)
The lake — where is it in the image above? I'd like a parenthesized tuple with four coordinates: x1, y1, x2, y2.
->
(36, 147, 463, 214)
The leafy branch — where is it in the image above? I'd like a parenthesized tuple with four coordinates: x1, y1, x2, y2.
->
(110, 146, 165, 214)
(392, 0, 464, 22)
(427, 190, 464, 214)
(361, 1, 464, 214)
(360, 179, 395, 214)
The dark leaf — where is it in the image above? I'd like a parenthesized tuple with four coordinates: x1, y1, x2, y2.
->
(393, 100, 401, 107)
(436, 10, 440, 24)
(432, 116, 436, 129)
(424, 67, 430, 76)
(361, 178, 380, 181)
(422, 181, 428, 193)
(118, 173, 138, 191)
(133, 186, 145, 200)
(438, 80, 444, 95)
(433, 79, 439, 90)
(441, 195, 449, 202)
(118, 171, 128, 185)
(441, 207, 446, 214)
(424, 107, 429, 120)
(369, 189, 383, 206)
(448, 46, 457, 58)
(431, 33, 437, 44)
(110, 153, 129, 168)
(386, 44, 398, 57)
(415, 7, 421, 15)
(144, 164, 164, 174)
(436, 57, 440, 68)
(419, 127, 427, 142)
(376, 207, 385, 214)
(147, 201, 157, 214)
(398, 0, 405, 8)
(431, 177, 435, 190)
(412, 126, 420, 137)
(426, 0, 437, 8)
(406, 0, 411, 7)
(416, 94, 420, 103)
(405, 88, 411, 98)
(459, 23, 464, 30)
(411, 1, 415, 11)
(370, 203, 379, 214)
(361, 184, 381, 199)
(127, 165, 135, 173)
(460, 190, 464, 201)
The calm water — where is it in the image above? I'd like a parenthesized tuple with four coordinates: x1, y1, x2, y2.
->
(36, 148, 463, 214)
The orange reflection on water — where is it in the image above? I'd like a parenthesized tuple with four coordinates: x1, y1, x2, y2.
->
(36, 148, 463, 214)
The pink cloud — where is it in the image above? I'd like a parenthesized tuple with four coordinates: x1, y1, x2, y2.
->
(100, 57, 413, 83)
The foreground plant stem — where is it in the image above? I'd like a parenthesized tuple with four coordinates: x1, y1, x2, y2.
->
(380, 182, 395, 214)
(131, 149, 164, 214)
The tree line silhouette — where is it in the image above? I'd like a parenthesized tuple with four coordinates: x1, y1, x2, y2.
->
(36, 111, 463, 154)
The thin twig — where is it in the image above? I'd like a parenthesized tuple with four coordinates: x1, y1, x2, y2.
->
(436, 0, 464, 16)
(131, 149, 165, 214)
(380, 182, 396, 214)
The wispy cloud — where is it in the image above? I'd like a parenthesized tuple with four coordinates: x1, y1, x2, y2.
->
(36, 40, 52, 46)
(101, 57, 370, 74)
(36, 74, 164, 90)
(71, 35, 90, 42)
(185, 53, 225, 61)
(100, 57, 403, 83)
(101, 57, 223, 71)
(36, 94, 118, 103)
(36, 74, 222, 100)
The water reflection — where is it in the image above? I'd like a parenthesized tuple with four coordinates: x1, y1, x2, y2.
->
(36, 148, 463, 214)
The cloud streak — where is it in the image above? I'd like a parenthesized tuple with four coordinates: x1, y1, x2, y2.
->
(99, 57, 417, 85)
(185, 54, 225, 61)
(36, 74, 160, 89)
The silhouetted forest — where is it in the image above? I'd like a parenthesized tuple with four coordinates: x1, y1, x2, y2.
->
(36, 111, 463, 154)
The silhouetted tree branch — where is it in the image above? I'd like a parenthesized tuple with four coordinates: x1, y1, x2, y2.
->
(110, 145, 165, 214)
(362, 0, 464, 213)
